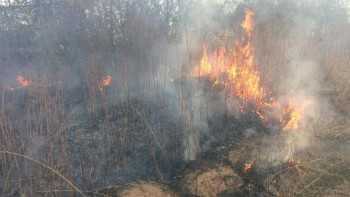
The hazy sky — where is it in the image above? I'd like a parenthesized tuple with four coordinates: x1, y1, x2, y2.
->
(0, 0, 349, 17)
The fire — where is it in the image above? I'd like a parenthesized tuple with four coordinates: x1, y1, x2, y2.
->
(190, 46, 226, 78)
(241, 9, 254, 38)
(189, 8, 268, 111)
(189, 8, 313, 133)
(99, 75, 112, 90)
(287, 156, 301, 169)
(5, 85, 14, 91)
(200, 46, 212, 75)
(280, 100, 313, 131)
(4, 74, 63, 91)
(5, 74, 63, 91)
(244, 162, 253, 172)
(16, 75, 32, 87)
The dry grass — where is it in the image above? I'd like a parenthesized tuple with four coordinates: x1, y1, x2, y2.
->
(182, 166, 242, 197)
(266, 125, 350, 197)
(117, 181, 178, 197)
(0, 1, 349, 196)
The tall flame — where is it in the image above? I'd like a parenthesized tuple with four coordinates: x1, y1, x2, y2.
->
(189, 8, 267, 111)
(189, 8, 313, 132)
(241, 9, 254, 38)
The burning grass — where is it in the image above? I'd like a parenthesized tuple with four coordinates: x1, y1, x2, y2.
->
(90, 124, 350, 196)
(223, 125, 350, 196)
(0, 0, 350, 196)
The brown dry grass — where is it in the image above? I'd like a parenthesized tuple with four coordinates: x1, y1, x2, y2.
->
(118, 181, 178, 197)
(182, 166, 242, 197)
(1, 1, 349, 196)
(224, 124, 350, 196)
(228, 141, 255, 167)
(267, 125, 350, 197)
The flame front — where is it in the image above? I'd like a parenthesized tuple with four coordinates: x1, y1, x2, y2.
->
(189, 8, 267, 112)
(189, 8, 313, 132)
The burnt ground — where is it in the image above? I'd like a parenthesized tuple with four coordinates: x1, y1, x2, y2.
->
(1, 85, 349, 197)
(88, 106, 281, 196)
(91, 103, 350, 197)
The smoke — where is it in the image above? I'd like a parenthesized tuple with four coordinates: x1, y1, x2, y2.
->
(1, 1, 349, 194)
(245, 0, 348, 168)
(169, 0, 349, 165)
(165, 0, 238, 161)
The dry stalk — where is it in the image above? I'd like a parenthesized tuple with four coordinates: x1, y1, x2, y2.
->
(0, 150, 86, 197)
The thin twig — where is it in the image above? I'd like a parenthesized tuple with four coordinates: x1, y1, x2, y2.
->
(131, 105, 169, 162)
(0, 150, 86, 197)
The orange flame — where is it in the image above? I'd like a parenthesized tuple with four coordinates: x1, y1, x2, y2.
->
(280, 100, 312, 131)
(16, 75, 32, 87)
(189, 8, 313, 132)
(99, 75, 112, 90)
(287, 156, 301, 169)
(189, 9, 268, 112)
(200, 46, 212, 75)
(241, 9, 254, 38)
(4, 74, 63, 91)
(244, 162, 253, 172)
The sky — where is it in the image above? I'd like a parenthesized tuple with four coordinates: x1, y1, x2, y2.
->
(0, 0, 350, 18)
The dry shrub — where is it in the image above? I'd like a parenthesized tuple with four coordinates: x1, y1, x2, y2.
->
(228, 135, 291, 170)
(228, 141, 256, 167)
(267, 157, 350, 197)
(327, 58, 350, 114)
(182, 166, 242, 197)
(118, 181, 178, 197)
(267, 126, 350, 197)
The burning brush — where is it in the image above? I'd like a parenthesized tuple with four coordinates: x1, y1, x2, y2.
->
(4, 74, 63, 91)
(189, 8, 314, 133)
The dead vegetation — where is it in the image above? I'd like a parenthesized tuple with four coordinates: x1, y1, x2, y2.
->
(182, 166, 242, 197)
(115, 181, 179, 197)
(0, 0, 350, 196)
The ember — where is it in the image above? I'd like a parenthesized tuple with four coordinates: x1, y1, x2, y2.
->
(16, 75, 32, 87)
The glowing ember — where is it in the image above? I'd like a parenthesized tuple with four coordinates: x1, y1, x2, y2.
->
(244, 162, 253, 172)
(99, 75, 112, 90)
(16, 75, 32, 87)
(287, 156, 301, 169)
(5, 85, 14, 91)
